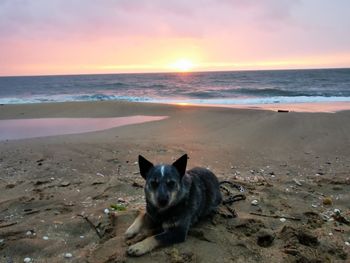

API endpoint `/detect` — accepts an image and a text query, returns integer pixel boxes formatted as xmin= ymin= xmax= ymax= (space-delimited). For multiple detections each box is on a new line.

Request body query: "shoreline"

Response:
xmin=1 ymin=100 xmax=350 ymax=118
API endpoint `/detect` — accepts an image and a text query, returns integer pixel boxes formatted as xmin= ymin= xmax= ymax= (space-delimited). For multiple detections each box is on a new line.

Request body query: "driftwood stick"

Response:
xmin=249 ymin=212 xmax=301 ymax=221
xmin=0 ymin=221 xmax=18 ymax=228
xmin=77 ymin=214 xmax=103 ymax=238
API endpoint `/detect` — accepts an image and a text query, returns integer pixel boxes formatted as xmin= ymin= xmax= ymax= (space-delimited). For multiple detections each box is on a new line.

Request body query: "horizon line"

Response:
xmin=0 ymin=66 xmax=349 ymax=78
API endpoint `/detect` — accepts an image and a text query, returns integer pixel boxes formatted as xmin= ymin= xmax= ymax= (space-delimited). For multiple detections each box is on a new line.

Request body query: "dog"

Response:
xmin=125 ymin=154 xmax=222 ymax=256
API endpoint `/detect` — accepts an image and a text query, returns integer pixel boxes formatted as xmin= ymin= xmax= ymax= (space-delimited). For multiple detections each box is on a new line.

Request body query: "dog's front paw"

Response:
xmin=127 ymin=242 xmax=148 ymax=256
xmin=127 ymin=237 xmax=158 ymax=257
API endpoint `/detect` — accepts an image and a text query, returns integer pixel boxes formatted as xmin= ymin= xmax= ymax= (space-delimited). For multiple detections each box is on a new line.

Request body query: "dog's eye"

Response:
xmin=150 ymin=181 xmax=159 ymax=188
xmin=167 ymin=181 xmax=176 ymax=188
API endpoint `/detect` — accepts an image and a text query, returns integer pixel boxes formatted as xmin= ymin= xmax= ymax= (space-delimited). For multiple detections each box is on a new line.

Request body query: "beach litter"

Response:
xmin=293 ymin=178 xmax=302 ymax=186
xmin=64 ymin=253 xmax=73 ymax=258
xmin=110 ymin=203 xmax=127 ymax=211
xmin=23 ymin=257 xmax=32 ymax=263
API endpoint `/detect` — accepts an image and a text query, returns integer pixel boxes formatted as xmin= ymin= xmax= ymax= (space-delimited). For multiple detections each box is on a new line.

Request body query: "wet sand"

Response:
xmin=164 ymin=101 xmax=350 ymax=113
xmin=0 ymin=101 xmax=349 ymax=262
xmin=0 ymin=116 xmax=168 ymax=141
xmin=206 ymin=101 xmax=350 ymax=113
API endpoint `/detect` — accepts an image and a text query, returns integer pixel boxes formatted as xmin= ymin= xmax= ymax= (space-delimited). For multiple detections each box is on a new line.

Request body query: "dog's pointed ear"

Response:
xmin=138 ymin=155 xmax=154 ymax=179
xmin=172 ymin=154 xmax=188 ymax=177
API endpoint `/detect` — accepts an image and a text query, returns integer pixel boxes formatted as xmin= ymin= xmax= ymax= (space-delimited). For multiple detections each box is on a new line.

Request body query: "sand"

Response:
xmin=0 ymin=101 xmax=349 ymax=262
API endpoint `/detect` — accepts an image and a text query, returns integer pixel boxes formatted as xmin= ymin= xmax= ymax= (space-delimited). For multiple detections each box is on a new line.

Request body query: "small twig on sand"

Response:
xmin=24 ymin=209 xmax=40 ymax=215
xmin=249 ymin=212 xmax=301 ymax=221
xmin=226 ymin=205 xmax=238 ymax=218
xmin=77 ymin=214 xmax=103 ymax=239
xmin=0 ymin=221 xmax=18 ymax=228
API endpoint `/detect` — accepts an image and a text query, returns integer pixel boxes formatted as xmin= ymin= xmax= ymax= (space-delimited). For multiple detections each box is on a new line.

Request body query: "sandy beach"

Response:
xmin=1 ymin=101 xmax=349 ymax=262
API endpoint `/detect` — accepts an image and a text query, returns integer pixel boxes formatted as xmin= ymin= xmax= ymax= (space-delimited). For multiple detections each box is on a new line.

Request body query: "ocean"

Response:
xmin=0 ymin=68 xmax=349 ymax=105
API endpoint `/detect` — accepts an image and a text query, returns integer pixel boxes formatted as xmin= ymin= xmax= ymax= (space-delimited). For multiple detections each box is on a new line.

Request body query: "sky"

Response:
xmin=0 ymin=0 xmax=350 ymax=76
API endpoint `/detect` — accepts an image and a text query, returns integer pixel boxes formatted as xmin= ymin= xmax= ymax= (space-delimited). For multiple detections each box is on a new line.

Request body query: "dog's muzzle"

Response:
xmin=157 ymin=186 xmax=170 ymax=208
xmin=157 ymin=196 xmax=169 ymax=207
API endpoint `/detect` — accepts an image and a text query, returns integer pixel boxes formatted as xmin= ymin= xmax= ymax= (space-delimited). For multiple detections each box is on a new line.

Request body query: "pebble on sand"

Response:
xmin=64 ymin=253 xmax=73 ymax=258
xmin=251 ymin=200 xmax=259 ymax=206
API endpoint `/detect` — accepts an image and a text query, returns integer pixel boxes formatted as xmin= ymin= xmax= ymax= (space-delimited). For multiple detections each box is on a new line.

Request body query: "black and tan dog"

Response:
xmin=125 ymin=154 xmax=222 ymax=256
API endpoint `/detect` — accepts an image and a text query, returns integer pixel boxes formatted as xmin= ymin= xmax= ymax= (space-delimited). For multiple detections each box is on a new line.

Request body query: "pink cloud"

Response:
xmin=0 ymin=0 xmax=349 ymax=75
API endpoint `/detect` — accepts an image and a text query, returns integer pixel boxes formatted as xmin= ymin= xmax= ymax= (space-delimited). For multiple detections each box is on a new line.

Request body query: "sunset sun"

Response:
xmin=171 ymin=59 xmax=194 ymax=72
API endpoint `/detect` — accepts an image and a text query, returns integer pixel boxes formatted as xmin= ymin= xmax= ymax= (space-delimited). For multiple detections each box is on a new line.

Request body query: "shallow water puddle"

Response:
xmin=0 ymin=115 xmax=168 ymax=141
